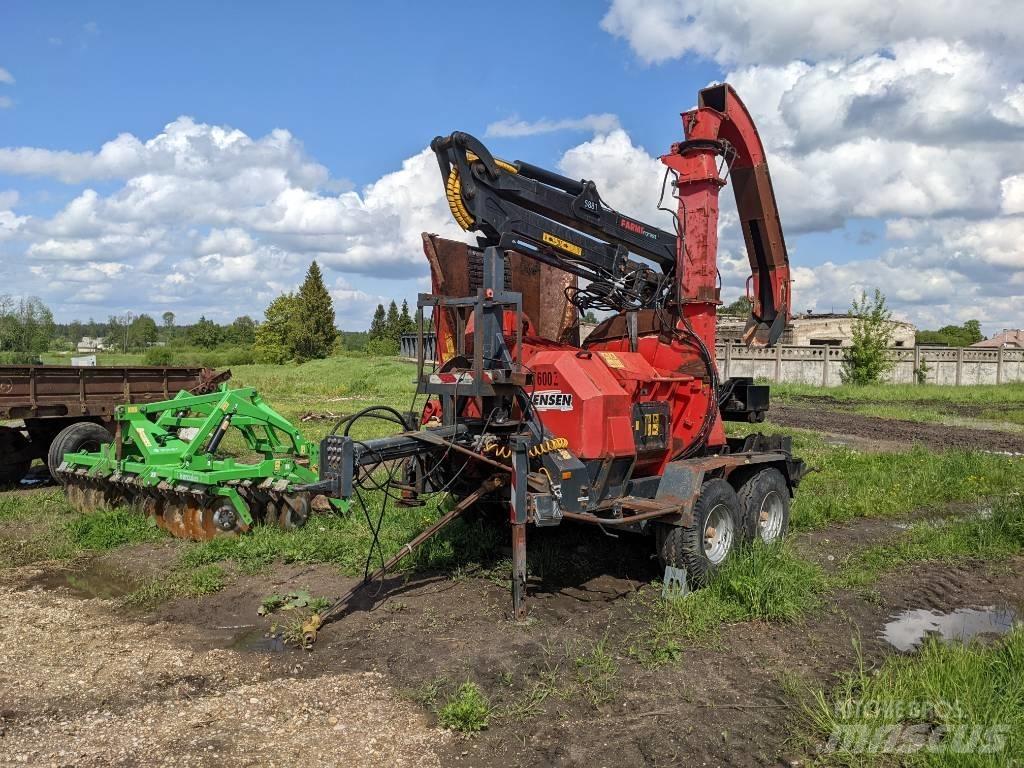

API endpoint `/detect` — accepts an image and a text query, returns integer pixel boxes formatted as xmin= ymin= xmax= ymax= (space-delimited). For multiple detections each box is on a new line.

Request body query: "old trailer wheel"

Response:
xmin=656 ymin=478 xmax=741 ymax=587
xmin=0 ymin=426 xmax=31 ymax=486
xmin=47 ymin=422 xmax=113 ymax=480
xmin=737 ymin=468 xmax=790 ymax=544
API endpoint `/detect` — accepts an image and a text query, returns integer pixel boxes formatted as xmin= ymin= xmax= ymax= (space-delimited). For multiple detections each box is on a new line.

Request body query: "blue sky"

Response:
xmin=1 ymin=1 xmax=1022 ymax=334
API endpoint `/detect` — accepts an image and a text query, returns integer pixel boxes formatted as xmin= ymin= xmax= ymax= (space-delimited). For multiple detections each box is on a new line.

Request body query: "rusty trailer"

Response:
xmin=0 ymin=364 xmax=228 ymax=485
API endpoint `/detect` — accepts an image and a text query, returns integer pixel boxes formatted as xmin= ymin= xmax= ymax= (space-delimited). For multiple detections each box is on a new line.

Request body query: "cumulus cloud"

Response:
xmin=486 ymin=113 xmax=621 ymax=138
xmin=599 ymin=1 xmax=1024 ymax=332
xmin=0 ymin=67 xmax=13 ymax=85
xmin=0 ymin=116 xmax=475 ymax=323
xmin=601 ymin=0 xmax=1024 ymax=66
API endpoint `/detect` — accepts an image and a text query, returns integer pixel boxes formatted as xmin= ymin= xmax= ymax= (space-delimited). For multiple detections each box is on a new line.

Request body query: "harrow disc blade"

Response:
xmin=161 ymin=499 xmax=189 ymax=539
xmin=65 ymin=481 xmax=88 ymax=513
xmin=182 ymin=499 xmax=205 ymax=541
xmin=141 ymin=495 xmax=164 ymax=522
xmin=276 ymin=493 xmax=311 ymax=531
xmin=201 ymin=500 xmax=243 ymax=539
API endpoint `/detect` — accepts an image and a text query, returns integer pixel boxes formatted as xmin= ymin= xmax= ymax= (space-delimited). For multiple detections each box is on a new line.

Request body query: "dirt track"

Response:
xmin=770 ymin=404 xmax=1024 ymax=454
xmin=0 ymin=572 xmax=448 ymax=768
xmin=2 ymin=509 xmax=1022 ymax=768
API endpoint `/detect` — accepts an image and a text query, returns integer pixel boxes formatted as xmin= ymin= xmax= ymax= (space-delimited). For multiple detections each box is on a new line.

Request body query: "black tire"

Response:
xmin=656 ymin=478 xmax=741 ymax=587
xmin=0 ymin=425 xmax=31 ymax=486
xmin=736 ymin=468 xmax=790 ymax=544
xmin=47 ymin=422 xmax=113 ymax=480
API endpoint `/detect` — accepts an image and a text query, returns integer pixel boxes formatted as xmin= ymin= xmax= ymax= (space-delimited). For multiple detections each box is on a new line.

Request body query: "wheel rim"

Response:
xmin=703 ymin=502 xmax=735 ymax=564
xmin=758 ymin=490 xmax=785 ymax=542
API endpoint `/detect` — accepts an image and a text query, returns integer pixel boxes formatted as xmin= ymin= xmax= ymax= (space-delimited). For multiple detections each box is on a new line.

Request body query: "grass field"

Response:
xmin=5 ymin=353 xmax=1024 ymax=576
xmin=4 ymin=353 xmax=1024 ymax=763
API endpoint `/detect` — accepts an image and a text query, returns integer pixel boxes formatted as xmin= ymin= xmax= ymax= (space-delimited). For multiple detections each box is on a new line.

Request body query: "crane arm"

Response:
xmin=430 ymin=132 xmax=677 ymax=313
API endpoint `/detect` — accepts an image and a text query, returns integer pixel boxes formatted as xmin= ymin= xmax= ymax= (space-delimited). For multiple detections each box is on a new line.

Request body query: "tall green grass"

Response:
xmin=630 ymin=542 xmax=827 ymax=664
xmin=792 ymin=448 xmax=1023 ymax=529
xmin=839 ymin=495 xmax=1024 ymax=587
xmin=179 ymin=492 xmax=504 ymax=578
xmin=809 ymin=631 xmax=1024 ymax=767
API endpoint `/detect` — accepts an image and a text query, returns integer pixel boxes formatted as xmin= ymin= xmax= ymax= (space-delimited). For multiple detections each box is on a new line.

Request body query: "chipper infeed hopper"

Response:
xmin=56 ymin=385 xmax=341 ymax=540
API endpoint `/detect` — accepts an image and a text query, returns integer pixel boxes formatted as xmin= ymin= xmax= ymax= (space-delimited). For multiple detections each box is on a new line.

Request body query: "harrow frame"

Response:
xmin=58 ymin=386 xmax=341 ymax=538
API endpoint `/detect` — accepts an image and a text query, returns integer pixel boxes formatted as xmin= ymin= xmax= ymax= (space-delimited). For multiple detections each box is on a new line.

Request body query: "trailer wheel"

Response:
xmin=47 ymin=422 xmax=113 ymax=480
xmin=0 ymin=426 xmax=31 ymax=486
xmin=736 ymin=468 xmax=789 ymax=544
xmin=657 ymin=478 xmax=740 ymax=587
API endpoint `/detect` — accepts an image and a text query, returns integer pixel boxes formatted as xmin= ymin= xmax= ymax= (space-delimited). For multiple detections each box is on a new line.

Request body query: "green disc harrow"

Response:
xmin=56 ymin=385 xmax=342 ymax=540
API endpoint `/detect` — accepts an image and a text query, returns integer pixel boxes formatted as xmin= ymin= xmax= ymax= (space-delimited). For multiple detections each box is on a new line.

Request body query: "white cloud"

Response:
xmin=0 ymin=67 xmax=13 ymax=85
xmin=557 ymin=129 xmax=667 ymax=223
xmin=0 ymin=97 xmax=12 ymax=109
xmin=596 ymin=3 xmax=1024 ymax=332
xmin=486 ymin=113 xmax=621 ymax=138
xmin=0 ymin=118 xmax=329 ymax=186
xmin=0 ymin=117 xmax=474 ymax=324
xmin=601 ymin=0 xmax=1024 ymax=66
xmin=1002 ymin=175 xmax=1024 ymax=214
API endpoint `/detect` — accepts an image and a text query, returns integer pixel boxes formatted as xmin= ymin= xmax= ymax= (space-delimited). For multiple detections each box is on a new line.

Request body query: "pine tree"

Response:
xmin=369 ymin=304 xmax=387 ymax=340
xmin=292 ymin=260 xmax=337 ymax=361
xmin=399 ymin=299 xmax=416 ymax=335
xmin=384 ymin=300 xmax=401 ymax=343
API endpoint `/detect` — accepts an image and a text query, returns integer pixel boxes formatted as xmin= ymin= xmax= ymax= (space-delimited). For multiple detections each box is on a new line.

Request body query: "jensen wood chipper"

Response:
xmin=57 ymin=84 xmax=805 ymax=625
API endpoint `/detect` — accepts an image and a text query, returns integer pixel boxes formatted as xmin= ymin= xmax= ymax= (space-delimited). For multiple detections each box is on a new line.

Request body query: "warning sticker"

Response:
xmin=541 ymin=231 xmax=583 ymax=256
xmin=598 ymin=351 xmax=625 ymax=369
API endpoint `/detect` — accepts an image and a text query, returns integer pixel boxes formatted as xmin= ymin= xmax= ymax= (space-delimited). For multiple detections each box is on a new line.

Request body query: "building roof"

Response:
xmin=971 ymin=330 xmax=1024 ymax=348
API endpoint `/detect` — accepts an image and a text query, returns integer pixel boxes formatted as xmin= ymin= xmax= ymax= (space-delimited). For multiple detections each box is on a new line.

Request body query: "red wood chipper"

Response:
xmin=303 ymin=84 xmax=806 ymax=639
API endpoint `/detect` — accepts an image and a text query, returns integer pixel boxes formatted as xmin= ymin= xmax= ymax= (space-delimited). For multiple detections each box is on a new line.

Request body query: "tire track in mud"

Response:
xmin=769 ymin=404 xmax=1024 ymax=453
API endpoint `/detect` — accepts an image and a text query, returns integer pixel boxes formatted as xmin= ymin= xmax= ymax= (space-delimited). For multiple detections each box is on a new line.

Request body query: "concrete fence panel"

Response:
xmin=402 ymin=333 xmax=1023 ymax=387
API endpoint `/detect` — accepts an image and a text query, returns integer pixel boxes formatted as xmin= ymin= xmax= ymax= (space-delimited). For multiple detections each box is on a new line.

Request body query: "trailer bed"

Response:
xmin=0 ymin=364 xmax=229 ymax=485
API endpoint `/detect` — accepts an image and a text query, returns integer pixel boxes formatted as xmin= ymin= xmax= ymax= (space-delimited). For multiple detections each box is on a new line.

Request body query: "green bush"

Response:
xmin=0 ymin=351 xmax=41 ymax=364
xmin=143 ymin=347 xmax=175 ymax=365
xmin=366 ymin=337 xmax=399 ymax=357
xmin=842 ymin=289 xmax=895 ymax=385
xmin=143 ymin=345 xmax=253 ymax=368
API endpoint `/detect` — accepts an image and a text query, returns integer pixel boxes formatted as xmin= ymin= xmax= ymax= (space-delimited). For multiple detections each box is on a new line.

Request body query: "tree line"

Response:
xmin=366 ymin=299 xmax=416 ymax=355
xmin=0 ymin=261 xmax=345 ymax=365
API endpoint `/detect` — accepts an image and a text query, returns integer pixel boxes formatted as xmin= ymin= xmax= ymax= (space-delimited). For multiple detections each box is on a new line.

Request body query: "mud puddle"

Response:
xmin=18 ymin=466 xmax=56 ymax=488
xmin=226 ymin=627 xmax=289 ymax=653
xmin=27 ymin=558 xmax=142 ymax=600
xmin=880 ymin=606 xmax=1019 ymax=651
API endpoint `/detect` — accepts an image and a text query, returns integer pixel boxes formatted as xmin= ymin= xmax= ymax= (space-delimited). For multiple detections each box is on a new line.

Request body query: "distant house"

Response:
xmin=76 ymin=336 xmax=106 ymax=353
xmin=717 ymin=312 xmax=917 ymax=347
xmin=971 ymin=330 xmax=1024 ymax=349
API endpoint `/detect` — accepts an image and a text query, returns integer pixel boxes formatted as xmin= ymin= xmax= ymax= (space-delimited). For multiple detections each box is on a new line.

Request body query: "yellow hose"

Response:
xmin=445 ymin=152 xmax=518 ymax=231
xmin=528 ymin=437 xmax=569 ymax=458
